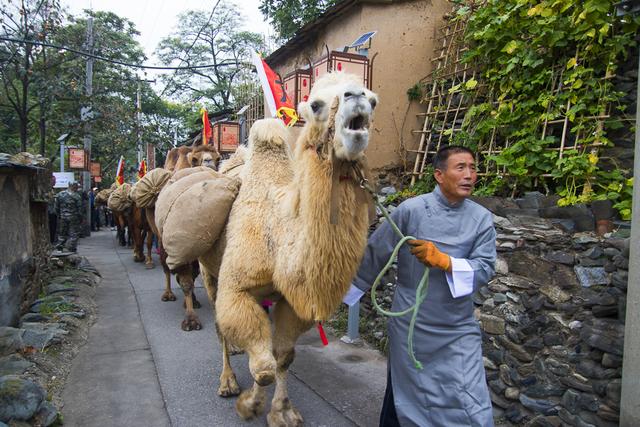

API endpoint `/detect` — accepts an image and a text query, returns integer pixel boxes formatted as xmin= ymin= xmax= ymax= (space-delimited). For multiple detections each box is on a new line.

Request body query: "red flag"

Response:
xmin=137 ymin=159 xmax=147 ymax=180
xmin=115 ymin=156 xmax=125 ymax=186
xmin=202 ymin=108 xmax=212 ymax=145
xmin=251 ymin=51 xmax=298 ymax=127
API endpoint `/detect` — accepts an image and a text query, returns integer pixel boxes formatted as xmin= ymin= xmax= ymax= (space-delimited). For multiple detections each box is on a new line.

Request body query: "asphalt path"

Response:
xmin=62 ymin=230 xmax=387 ymax=427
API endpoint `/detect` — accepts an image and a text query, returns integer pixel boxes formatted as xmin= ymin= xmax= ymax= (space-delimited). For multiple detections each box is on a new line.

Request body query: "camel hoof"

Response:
xmin=236 ymin=389 xmax=265 ymax=420
xmin=161 ymin=291 xmax=177 ymax=302
xmin=145 ymin=261 xmax=154 ymax=269
xmin=267 ymin=398 xmax=303 ymax=427
xmin=217 ymin=374 xmax=241 ymax=397
xmin=181 ymin=314 xmax=202 ymax=331
xmin=133 ymin=255 xmax=144 ymax=262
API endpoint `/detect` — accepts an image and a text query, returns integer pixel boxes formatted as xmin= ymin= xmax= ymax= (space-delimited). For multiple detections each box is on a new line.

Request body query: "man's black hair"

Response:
xmin=432 ymin=145 xmax=475 ymax=170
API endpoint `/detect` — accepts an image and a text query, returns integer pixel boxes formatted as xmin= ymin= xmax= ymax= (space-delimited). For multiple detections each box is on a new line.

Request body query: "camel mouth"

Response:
xmin=346 ymin=114 xmax=369 ymax=132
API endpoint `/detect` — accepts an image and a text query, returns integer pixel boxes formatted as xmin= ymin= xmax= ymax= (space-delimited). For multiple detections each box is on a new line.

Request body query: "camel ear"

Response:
xmin=187 ymin=152 xmax=196 ymax=166
xmin=298 ymin=100 xmax=311 ymax=122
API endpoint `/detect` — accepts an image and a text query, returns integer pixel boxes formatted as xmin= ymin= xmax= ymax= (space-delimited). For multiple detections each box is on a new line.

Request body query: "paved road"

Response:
xmin=62 ymin=230 xmax=387 ymax=427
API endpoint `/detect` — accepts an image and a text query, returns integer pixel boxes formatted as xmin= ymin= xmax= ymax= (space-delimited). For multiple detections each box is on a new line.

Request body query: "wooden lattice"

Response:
xmin=409 ymin=17 xmax=610 ymax=187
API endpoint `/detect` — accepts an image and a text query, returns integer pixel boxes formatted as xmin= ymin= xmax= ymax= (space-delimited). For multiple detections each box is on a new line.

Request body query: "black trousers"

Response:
xmin=379 ymin=371 xmax=401 ymax=427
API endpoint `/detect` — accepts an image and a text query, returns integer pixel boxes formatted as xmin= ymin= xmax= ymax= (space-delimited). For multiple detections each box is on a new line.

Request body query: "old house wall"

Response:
xmin=0 ymin=165 xmax=51 ymax=326
xmin=269 ymin=0 xmax=452 ymax=170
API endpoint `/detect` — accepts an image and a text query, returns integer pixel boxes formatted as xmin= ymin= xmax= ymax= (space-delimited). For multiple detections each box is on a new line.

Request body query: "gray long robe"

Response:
xmin=353 ymin=185 xmax=496 ymax=427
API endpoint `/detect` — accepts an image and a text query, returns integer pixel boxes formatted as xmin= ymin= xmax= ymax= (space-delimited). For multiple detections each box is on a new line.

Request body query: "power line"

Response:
xmin=0 ymin=36 xmax=250 ymax=70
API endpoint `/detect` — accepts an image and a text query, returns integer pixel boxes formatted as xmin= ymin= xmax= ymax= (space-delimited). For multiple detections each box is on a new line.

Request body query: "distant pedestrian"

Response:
xmin=90 ymin=187 xmax=101 ymax=231
xmin=55 ymin=182 xmax=83 ymax=252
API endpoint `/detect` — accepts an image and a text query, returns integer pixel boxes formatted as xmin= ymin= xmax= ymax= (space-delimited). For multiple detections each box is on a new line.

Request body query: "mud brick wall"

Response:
xmin=0 ymin=162 xmax=52 ymax=326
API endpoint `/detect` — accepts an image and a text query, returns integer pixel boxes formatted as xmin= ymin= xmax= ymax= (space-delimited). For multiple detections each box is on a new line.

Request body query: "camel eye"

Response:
xmin=310 ymin=101 xmax=323 ymax=113
xmin=370 ymin=98 xmax=377 ymax=109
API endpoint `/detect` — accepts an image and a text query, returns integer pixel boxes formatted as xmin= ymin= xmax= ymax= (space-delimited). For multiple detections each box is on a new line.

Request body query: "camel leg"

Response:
xmin=267 ymin=299 xmax=312 ymax=427
xmin=190 ymin=261 xmax=202 ymax=309
xmin=216 ymin=286 xmax=276 ymax=387
xmin=159 ymin=245 xmax=176 ymax=302
xmin=176 ymin=265 xmax=201 ymax=331
xmin=201 ymin=267 xmax=241 ymax=397
xmin=236 ymin=381 xmax=267 ymax=420
xmin=144 ymin=230 xmax=154 ymax=269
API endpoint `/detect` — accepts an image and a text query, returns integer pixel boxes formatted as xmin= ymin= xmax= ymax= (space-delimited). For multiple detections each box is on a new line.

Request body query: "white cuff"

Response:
xmin=445 ymin=257 xmax=475 ymax=298
xmin=343 ymin=284 xmax=365 ymax=306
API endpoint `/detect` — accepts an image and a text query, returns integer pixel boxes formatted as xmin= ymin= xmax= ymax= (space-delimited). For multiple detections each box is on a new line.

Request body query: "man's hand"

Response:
xmin=407 ymin=240 xmax=451 ymax=271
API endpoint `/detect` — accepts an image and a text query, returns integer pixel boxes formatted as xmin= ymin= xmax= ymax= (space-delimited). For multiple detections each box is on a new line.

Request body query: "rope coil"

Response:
xmin=354 ymin=169 xmax=430 ymax=370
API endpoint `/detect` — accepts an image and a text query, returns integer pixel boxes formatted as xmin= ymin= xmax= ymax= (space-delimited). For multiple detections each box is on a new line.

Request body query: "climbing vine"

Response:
xmin=426 ymin=0 xmax=639 ymax=218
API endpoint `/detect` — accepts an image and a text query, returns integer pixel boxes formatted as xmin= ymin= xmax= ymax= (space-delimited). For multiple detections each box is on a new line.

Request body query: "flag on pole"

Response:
xmin=202 ymin=108 xmax=212 ymax=145
xmin=251 ymin=51 xmax=298 ymax=127
xmin=115 ymin=156 xmax=125 ymax=186
xmin=137 ymin=159 xmax=147 ymax=180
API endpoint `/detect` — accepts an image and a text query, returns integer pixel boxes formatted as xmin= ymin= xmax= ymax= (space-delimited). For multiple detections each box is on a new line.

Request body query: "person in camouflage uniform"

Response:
xmin=55 ymin=182 xmax=83 ymax=252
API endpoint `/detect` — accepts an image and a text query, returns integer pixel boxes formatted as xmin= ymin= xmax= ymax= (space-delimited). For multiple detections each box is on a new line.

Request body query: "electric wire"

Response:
xmin=0 ymin=36 xmax=250 ymax=70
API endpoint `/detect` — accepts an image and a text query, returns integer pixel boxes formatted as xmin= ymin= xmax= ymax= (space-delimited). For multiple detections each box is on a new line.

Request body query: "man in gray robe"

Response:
xmin=348 ymin=145 xmax=496 ymax=426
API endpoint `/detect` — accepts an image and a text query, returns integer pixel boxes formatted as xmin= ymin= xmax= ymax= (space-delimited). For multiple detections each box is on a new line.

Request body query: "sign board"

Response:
xmin=53 ymin=172 xmax=75 ymax=188
xmin=69 ymin=149 xmax=86 ymax=169
xmin=90 ymin=162 xmax=101 ymax=177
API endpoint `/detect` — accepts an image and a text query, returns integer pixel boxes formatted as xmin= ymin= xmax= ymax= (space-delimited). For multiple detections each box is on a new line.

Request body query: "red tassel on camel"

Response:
xmin=317 ymin=322 xmax=328 ymax=346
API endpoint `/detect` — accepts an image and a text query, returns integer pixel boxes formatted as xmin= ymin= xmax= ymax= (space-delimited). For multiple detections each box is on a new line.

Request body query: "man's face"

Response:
xmin=434 ymin=152 xmax=477 ymax=204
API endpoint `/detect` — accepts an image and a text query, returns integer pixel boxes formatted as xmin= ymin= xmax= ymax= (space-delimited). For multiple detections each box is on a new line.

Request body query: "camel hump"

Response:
xmin=248 ymin=118 xmax=289 ymax=154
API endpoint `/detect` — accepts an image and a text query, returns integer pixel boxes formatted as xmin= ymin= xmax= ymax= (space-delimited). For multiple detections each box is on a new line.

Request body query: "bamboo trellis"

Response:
xmin=409 ymin=17 xmax=610 ymax=187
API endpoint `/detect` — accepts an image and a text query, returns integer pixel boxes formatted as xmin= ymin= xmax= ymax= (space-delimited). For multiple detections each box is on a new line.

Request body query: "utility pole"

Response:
xmin=135 ymin=78 xmax=155 ymax=165
xmin=136 ymin=80 xmax=142 ymax=164
xmin=617 ymin=1 xmax=640 ymax=426
xmin=81 ymin=17 xmax=94 ymax=237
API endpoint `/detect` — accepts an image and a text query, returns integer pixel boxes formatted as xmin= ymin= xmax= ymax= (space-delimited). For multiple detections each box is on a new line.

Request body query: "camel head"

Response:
xmin=189 ymin=145 xmax=221 ymax=170
xmin=298 ymin=72 xmax=378 ymax=161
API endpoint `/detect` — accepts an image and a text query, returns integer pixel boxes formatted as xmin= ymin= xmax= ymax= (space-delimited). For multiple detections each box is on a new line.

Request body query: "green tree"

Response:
xmin=259 ymin=0 xmax=337 ymax=42
xmin=155 ymin=1 xmax=264 ymax=111
xmin=0 ymin=0 xmax=63 ymax=152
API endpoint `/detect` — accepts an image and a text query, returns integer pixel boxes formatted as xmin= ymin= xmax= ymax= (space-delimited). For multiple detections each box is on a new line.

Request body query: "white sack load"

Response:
xmin=155 ymin=171 xmax=241 ymax=270
xmin=170 ymin=165 xmax=218 ymax=182
xmin=107 ymin=183 xmax=132 ymax=212
xmin=95 ymin=188 xmax=113 ymax=205
xmin=130 ymin=168 xmax=172 ymax=208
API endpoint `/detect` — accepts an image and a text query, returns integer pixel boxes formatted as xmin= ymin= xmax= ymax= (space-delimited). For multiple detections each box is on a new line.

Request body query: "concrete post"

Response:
xmin=82 ymin=17 xmax=93 ymax=237
xmin=620 ymin=46 xmax=640 ymax=427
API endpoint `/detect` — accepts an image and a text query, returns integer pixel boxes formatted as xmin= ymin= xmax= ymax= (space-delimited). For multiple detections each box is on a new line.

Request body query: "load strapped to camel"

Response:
xmin=95 ymin=188 xmax=113 ymax=205
xmin=155 ymin=168 xmax=241 ymax=271
xmin=107 ymin=183 xmax=133 ymax=212
xmin=130 ymin=168 xmax=173 ymax=208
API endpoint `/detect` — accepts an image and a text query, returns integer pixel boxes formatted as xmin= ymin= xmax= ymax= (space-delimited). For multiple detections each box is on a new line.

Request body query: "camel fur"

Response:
xmin=199 ymin=72 xmax=378 ymax=425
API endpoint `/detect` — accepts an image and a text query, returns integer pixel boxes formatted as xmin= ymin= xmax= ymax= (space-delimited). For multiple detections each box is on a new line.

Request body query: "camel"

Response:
xmin=144 ymin=144 xmax=222 ymax=330
xmin=198 ymin=72 xmax=378 ymax=425
xmin=188 ymin=144 xmax=221 ymax=169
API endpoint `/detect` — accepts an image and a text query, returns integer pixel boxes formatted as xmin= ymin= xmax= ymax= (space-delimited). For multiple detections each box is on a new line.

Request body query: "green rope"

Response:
xmin=357 ymin=175 xmax=430 ymax=370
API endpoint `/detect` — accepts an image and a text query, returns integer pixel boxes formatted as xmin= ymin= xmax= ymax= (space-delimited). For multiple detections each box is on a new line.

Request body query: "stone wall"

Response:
xmin=482 ymin=212 xmax=628 ymax=426
xmin=0 ymin=154 xmax=52 ymax=327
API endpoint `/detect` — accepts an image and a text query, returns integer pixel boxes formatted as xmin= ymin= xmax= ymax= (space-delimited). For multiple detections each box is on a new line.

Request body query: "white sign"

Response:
xmin=53 ymin=172 xmax=75 ymax=188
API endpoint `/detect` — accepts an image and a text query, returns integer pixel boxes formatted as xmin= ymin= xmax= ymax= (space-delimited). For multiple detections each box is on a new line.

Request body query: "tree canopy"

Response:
xmin=259 ymin=0 xmax=337 ymax=42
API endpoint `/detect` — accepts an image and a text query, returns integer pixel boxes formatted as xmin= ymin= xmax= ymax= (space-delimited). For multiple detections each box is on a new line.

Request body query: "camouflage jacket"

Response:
xmin=56 ymin=189 xmax=83 ymax=219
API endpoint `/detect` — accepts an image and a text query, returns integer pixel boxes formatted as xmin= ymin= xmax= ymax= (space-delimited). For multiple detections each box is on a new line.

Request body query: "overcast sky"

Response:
xmin=63 ymin=0 xmax=274 ymax=65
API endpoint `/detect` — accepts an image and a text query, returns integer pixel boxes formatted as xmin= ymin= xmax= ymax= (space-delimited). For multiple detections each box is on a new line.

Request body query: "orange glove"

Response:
xmin=408 ymin=240 xmax=451 ymax=271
